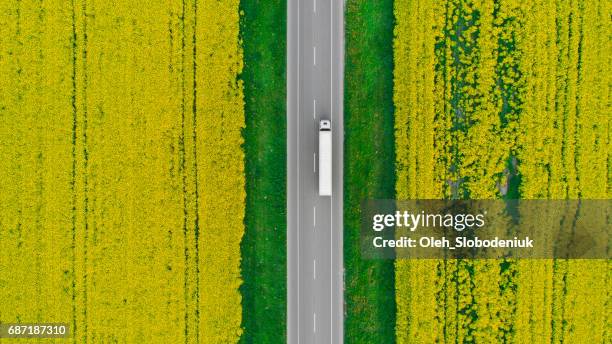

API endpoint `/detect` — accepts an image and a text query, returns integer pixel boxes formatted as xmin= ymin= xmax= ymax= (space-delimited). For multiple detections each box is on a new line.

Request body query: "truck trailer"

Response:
xmin=318 ymin=120 xmax=332 ymax=196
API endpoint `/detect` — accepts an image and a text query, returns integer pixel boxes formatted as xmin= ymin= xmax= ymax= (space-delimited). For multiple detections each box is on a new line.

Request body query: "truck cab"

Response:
xmin=320 ymin=119 xmax=331 ymax=131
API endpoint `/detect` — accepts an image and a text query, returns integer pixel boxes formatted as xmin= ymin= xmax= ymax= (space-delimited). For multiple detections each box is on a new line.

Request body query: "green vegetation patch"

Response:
xmin=239 ymin=0 xmax=287 ymax=342
xmin=344 ymin=0 xmax=396 ymax=342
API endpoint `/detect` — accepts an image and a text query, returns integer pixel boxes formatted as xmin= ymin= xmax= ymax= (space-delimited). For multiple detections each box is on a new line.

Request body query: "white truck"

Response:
xmin=318 ymin=120 xmax=332 ymax=196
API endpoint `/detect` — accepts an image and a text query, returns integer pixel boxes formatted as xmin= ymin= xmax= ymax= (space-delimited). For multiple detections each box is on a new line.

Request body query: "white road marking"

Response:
xmin=330 ymin=1 xmax=333 ymax=343
xmin=313 ymin=153 xmax=316 ymax=173
xmin=313 ymin=259 xmax=316 ymax=280
xmin=313 ymin=312 xmax=316 ymax=333
xmin=313 ymin=46 xmax=316 ymax=66
xmin=313 ymin=99 xmax=316 ymax=119
xmin=313 ymin=206 xmax=316 ymax=227
xmin=313 ymin=0 xmax=316 ymax=13
xmin=296 ymin=1 xmax=300 ymax=343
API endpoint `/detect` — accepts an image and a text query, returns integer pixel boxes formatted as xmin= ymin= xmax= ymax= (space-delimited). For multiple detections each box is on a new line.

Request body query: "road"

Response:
xmin=287 ymin=0 xmax=344 ymax=343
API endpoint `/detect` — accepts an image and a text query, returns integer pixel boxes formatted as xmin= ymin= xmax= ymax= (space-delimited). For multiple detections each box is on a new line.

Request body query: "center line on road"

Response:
xmin=313 ymin=0 xmax=316 ymax=13
xmin=313 ymin=99 xmax=316 ymax=119
xmin=313 ymin=259 xmax=316 ymax=280
xmin=313 ymin=153 xmax=316 ymax=173
xmin=313 ymin=46 xmax=316 ymax=66
xmin=313 ymin=206 xmax=316 ymax=227
xmin=313 ymin=313 xmax=316 ymax=333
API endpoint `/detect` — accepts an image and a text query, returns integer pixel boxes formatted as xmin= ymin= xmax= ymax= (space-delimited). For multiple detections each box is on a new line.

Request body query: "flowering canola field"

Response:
xmin=0 ymin=0 xmax=244 ymax=342
xmin=393 ymin=0 xmax=610 ymax=342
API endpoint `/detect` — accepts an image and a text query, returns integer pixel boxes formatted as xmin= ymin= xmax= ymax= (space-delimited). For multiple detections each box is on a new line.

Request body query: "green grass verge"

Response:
xmin=239 ymin=0 xmax=286 ymax=342
xmin=344 ymin=0 xmax=396 ymax=343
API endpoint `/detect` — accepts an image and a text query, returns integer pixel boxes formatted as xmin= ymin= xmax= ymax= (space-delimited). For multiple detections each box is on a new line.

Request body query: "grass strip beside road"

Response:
xmin=344 ymin=0 xmax=396 ymax=342
xmin=239 ymin=0 xmax=287 ymax=342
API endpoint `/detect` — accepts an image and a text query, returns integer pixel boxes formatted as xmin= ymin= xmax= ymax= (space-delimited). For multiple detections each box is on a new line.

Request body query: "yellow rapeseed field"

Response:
xmin=393 ymin=0 xmax=610 ymax=343
xmin=0 ymin=0 xmax=244 ymax=342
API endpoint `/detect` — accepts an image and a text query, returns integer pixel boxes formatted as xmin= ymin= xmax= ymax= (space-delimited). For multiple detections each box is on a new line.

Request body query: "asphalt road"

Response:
xmin=287 ymin=0 xmax=344 ymax=343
